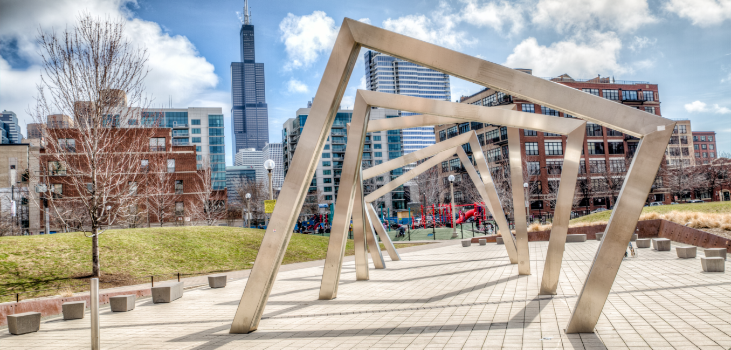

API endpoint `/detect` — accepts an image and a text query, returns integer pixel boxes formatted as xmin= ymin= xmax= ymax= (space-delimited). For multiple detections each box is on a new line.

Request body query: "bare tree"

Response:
xmin=30 ymin=14 xmax=150 ymax=277
xmin=190 ymin=159 xmax=226 ymax=226
xmin=231 ymin=177 xmax=268 ymax=226
xmin=661 ymin=158 xmax=698 ymax=202
xmin=144 ymin=156 xmax=176 ymax=227
xmin=693 ymin=156 xmax=731 ymax=201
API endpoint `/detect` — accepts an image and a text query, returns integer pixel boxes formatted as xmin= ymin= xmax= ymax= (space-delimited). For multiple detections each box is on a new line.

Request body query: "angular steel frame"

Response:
xmin=229 ymin=18 xmax=675 ymax=334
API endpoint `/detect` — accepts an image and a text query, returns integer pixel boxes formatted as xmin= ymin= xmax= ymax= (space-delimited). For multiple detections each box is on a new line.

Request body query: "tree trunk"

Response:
xmin=92 ymin=226 xmax=100 ymax=277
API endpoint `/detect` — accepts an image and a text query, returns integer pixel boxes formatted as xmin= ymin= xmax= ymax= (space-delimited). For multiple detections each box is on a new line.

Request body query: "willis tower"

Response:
xmin=231 ymin=0 xmax=268 ymax=152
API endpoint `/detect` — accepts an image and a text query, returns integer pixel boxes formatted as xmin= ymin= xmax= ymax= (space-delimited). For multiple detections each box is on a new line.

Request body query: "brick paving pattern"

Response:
xmin=1 ymin=240 xmax=729 ymax=349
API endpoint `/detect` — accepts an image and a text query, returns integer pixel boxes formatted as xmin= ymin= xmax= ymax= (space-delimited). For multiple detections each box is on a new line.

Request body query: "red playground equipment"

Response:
xmin=409 ymin=203 xmax=490 ymax=229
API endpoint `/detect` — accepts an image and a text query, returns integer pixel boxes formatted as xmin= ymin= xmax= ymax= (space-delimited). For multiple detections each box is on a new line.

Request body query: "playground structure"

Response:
xmin=230 ymin=18 xmax=675 ymax=335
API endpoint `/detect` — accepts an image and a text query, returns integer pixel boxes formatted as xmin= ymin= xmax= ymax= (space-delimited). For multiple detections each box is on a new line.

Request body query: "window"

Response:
xmin=590 ymin=160 xmax=606 ymax=173
xmin=441 ymin=161 xmax=448 ymax=172
xmin=642 ymin=91 xmax=654 ymax=101
xmin=680 ymin=136 xmax=688 ymax=144
xmin=51 ymin=184 xmax=63 ymax=198
xmin=579 ymin=160 xmax=586 ymax=174
xmin=86 ymin=183 xmax=93 ymax=193
xmin=710 ymin=144 xmax=715 ymax=150
xmin=701 ymin=136 xmax=706 ymax=141
xmin=546 ymin=160 xmax=563 ymax=175
xmin=485 ymin=129 xmax=500 ymax=143
xmin=524 ymin=129 xmax=537 ymax=136
xmin=530 ymin=181 xmax=542 ymax=195
xmin=521 ymin=104 xmax=535 ymax=113
xmin=167 ymin=159 xmax=175 ymax=173
xmin=209 ymin=137 xmax=224 ymax=145
xmin=324 ymin=195 xmax=333 ymax=201
xmin=59 ymin=139 xmax=76 ymax=152
xmin=373 ymin=135 xmax=381 ymax=141
xmin=525 ymin=142 xmax=539 ymax=155
xmin=682 ymin=148 xmax=690 ymax=156
xmin=373 ymin=144 xmax=382 ymax=149
xmin=709 ymin=136 xmax=713 ymax=141
xmin=149 ymin=137 xmax=166 ymax=152
xmin=175 ymin=202 xmax=184 ymax=215
xmin=668 ymin=147 xmax=680 ymax=156
xmin=449 ymin=158 xmax=461 ymax=171
xmin=710 ymin=152 xmax=715 ymax=158
xmin=375 ymin=152 xmax=382 ymax=157
xmin=322 ymin=170 xmax=331 ymax=175
xmin=606 ymin=128 xmax=622 ymax=136
xmin=701 ymin=144 xmax=707 ymax=150
xmin=191 ymin=119 xmax=201 ymax=126
xmin=171 ymin=180 xmax=182 ymax=194
xmin=678 ymin=125 xmax=687 ymax=134
xmin=196 ymin=146 xmax=201 ymax=152
xmin=192 ymin=128 xmax=201 ymax=134
xmin=592 ymin=178 xmax=607 ymax=191
xmin=621 ymin=90 xmax=638 ymax=100
xmin=323 ymin=161 xmax=331 ymax=167
xmin=586 ymin=123 xmax=603 ymax=136
xmin=478 ymin=134 xmax=485 ymax=146
xmin=644 ymin=107 xmax=655 ymax=114
xmin=446 ymin=126 xmax=458 ymax=138
xmin=694 ymin=144 xmax=699 ymax=150
xmin=48 ymin=161 xmax=66 ymax=175
xmin=541 ymin=106 xmax=559 ymax=116
xmin=544 ymin=142 xmax=563 ymax=155
xmin=695 ymin=152 xmax=700 ymax=158
xmin=602 ymin=90 xmax=619 ymax=100
xmin=324 ymin=187 xmax=333 ymax=192
xmin=141 ymin=159 xmax=149 ymax=171
xmin=693 ymin=135 xmax=698 ymax=142
xmin=210 ymin=146 xmax=224 ymax=154
xmin=527 ymin=161 xmax=540 ymax=175
xmin=588 ymin=141 xmax=605 ymax=155
xmin=607 ymin=142 xmax=624 ymax=154
xmin=208 ymin=115 xmax=223 ymax=127
xmin=459 ymin=123 xmax=470 ymax=134
xmin=438 ymin=130 xmax=446 ymax=141
xmin=583 ymin=88 xmax=599 ymax=96
xmin=486 ymin=148 xmax=501 ymax=162
xmin=322 ymin=153 xmax=331 ymax=158
xmin=323 ymin=178 xmax=332 ymax=184
xmin=197 ymin=155 xmax=202 ymax=161
xmin=703 ymin=152 xmax=707 ymax=158
xmin=609 ymin=159 xmax=626 ymax=173
xmin=192 ymin=137 xmax=201 ymax=143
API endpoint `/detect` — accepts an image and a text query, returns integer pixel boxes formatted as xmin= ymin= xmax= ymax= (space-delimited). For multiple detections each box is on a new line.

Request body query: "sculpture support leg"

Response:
xmin=363 ymin=193 xmax=386 ymax=269
xmin=540 ymin=126 xmax=586 ymax=294
xmin=566 ymin=127 xmax=673 ymax=333
xmin=507 ymin=127 xmax=530 ymax=275
xmin=352 ymin=171 xmax=375 ymax=276
xmin=367 ymin=203 xmax=400 ymax=261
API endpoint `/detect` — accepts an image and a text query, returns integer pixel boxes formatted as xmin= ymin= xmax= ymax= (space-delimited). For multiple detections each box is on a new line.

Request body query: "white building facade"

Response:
xmin=263 ymin=142 xmax=284 ymax=190
xmin=234 ymin=148 xmax=265 ymax=182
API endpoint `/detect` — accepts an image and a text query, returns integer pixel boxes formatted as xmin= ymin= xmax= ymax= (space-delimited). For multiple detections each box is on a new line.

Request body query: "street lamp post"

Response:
xmin=448 ymin=175 xmax=457 ymax=238
xmin=523 ymin=182 xmax=529 ymax=222
xmin=263 ymin=159 xmax=275 ymax=227
xmin=245 ymin=193 xmax=251 ymax=228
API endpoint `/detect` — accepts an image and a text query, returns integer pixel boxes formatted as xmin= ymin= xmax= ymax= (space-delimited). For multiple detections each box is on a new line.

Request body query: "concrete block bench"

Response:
xmin=496 ymin=237 xmax=504 ymax=245
xmin=461 ymin=240 xmax=471 ymax=247
xmin=62 ymin=301 xmax=85 ymax=320
xmin=596 ymin=233 xmax=604 ymax=241
xmin=110 ymin=295 xmax=136 ymax=312
xmin=704 ymin=248 xmax=727 ymax=260
xmin=701 ymin=257 xmax=725 ymax=272
xmin=652 ymin=238 xmax=671 ymax=251
xmin=7 ymin=312 xmax=41 ymax=335
xmin=636 ymin=238 xmax=651 ymax=248
xmin=478 ymin=239 xmax=486 ymax=246
xmin=208 ymin=275 xmax=227 ymax=289
xmin=152 ymin=282 xmax=184 ymax=303
xmin=676 ymin=246 xmax=697 ymax=259
xmin=566 ymin=234 xmax=587 ymax=243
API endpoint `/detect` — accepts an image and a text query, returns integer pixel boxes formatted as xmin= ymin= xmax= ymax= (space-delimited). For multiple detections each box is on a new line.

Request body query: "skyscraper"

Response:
xmin=364 ymin=51 xmax=451 ymax=155
xmin=0 ymin=110 xmax=22 ymax=144
xmin=231 ymin=1 xmax=269 ymax=153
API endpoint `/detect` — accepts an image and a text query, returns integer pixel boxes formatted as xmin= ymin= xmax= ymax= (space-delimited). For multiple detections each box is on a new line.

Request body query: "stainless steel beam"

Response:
xmin=506 ymin=127 xmax=530 ymax=275
xmin=229 ymin=21 xmax=361 ymax=334
xmin=565 ymin=125 xmax=674 ymax=333
xmin=540 ymin=124 xmax=587 ymax=294
xmin=351 ymin=169 xmax=371 ymax=280
xmin=366 ymin=104 xmax=516 ymax=133
xmin=367 ymin=203 xmax=401 ymax=261
xmin=362 ymin=172 xmax=386 ymax=269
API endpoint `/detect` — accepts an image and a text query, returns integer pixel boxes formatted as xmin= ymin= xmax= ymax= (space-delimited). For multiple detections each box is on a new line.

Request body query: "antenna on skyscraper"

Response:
xmin=244 ymin=0 xmax=251 ymax=25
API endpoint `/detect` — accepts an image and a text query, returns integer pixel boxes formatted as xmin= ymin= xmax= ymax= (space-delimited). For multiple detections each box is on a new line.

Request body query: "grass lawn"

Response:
xmin=0 ymin=226 xmax=428 ymax=302
xmin=569 ymin=201 xmax=731 ymax=225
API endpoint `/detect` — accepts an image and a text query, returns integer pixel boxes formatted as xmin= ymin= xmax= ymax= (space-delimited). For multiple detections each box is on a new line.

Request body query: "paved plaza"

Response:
xmin=2 ymin=240 xmax=730 ymax=349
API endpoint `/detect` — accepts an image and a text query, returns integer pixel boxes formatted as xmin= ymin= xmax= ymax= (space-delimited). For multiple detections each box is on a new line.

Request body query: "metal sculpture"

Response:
xmin=230 ymin=18 xmax=674 ymax=334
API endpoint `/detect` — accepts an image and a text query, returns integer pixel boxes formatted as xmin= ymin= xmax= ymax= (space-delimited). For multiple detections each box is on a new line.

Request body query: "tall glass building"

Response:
xmin=231 ymin=3 xmax=268 ymax=153
xmin=0 ymin=110 xmax=21 ymax=144
xmin=364 ymin=51 xmax=451 ymax=155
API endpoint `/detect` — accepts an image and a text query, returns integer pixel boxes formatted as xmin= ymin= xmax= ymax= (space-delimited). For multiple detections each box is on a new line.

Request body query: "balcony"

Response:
xmin=172 ymin=123 xmax=188 ymax=129
xmin=172 ymin=132 xmax=189 ymax=137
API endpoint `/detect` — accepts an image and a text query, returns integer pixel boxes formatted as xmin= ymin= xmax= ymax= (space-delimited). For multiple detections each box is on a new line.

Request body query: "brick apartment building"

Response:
xmin=434 ymin=71 xmax=673 ymax=217
xmin=37 ymin=127 xmax=225 ymax=232
xmin=692 ymin=131 xmax=717 ymax=164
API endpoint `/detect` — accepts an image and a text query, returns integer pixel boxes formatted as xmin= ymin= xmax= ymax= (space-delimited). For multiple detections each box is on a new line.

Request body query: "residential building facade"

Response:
xmin=693 ymin=131 xmax=717 ymax=164
xmin=0 ymin=143 xmax=41 ymax=234
xmin=226 ymin=165 xmax=257 ymax=203
xmin=231 ymin=2 xmax=268 ymax=152
xmin=263 ymin=142 xmax=284 ymax=190
xmin=234 ymin=148 xmax=264 ymax=182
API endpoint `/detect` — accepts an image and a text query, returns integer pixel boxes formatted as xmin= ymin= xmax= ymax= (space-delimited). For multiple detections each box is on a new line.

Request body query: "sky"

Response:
xmin=1 ymin=0 xmax=730 ymax=165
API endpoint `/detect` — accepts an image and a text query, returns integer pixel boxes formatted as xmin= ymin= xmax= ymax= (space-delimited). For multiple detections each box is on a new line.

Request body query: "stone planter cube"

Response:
xmin=701 ymin=257 xmax=725 ymax=272
xmin=208 ymin=275 xmax=227 ymax=289
xmin=676 ymin=246 xmax=696 ymax=259
xmin=478 ymin=239 xmax=486 ymax=246
xmin=110 ymin=295 xmax=136 ymax=312
xmin=636 ymin=238 xmax=651 ymax=248
xmin=496 ymin=237 xmax=504 ymax=245
xmin=595 ymin=233 xmax=604 ymax=241
xmin=62 ymin=301 xmax=85 ymax=320
xmin=7 ymin=312 xmax=41 ymax=335
xmin=152 ymin=282 xmax=184 ymax=303
xmin=652 ymin=238 xmax=671 ymax=251
xmin=704 ymin=248 xmax=727 ymax=260
xmin=461 ymin=240 xmax=471 ymax=247
xmin=566 ymin=234 xmax=586 ymax=243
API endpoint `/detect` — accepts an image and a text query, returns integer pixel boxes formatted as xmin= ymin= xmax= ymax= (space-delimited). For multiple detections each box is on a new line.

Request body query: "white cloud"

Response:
xmin=287 ymin=78 xmax=309 ymax=93
xmin=279 ymin=11 xmax=338 ymax=70
xmin=532 ymin=0 xmax=657 ymax=34
xmin=685 ymin=100 xmax=731 ymax=114
xmin=665 ymin=0 xmax=731 ymax=26
xmin=504 ymin=32 xmax=626 ymax=77
xmin=460 ymin=0 xmax=525 ymax=36
xmin=0 ymin=0 xmax=220 ymax=129
xmin=383 ymin=3 xmax=476 ymax=49
xmin=628 ymin=36 xmax=657 ymax=52
xmin=357 ymin=18 xmax=372 ymax=25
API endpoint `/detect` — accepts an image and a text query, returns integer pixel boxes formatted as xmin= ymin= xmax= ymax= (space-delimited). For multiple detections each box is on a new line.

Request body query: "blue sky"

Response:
xmin=1 ymin=0 xmax=730 ymax=165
